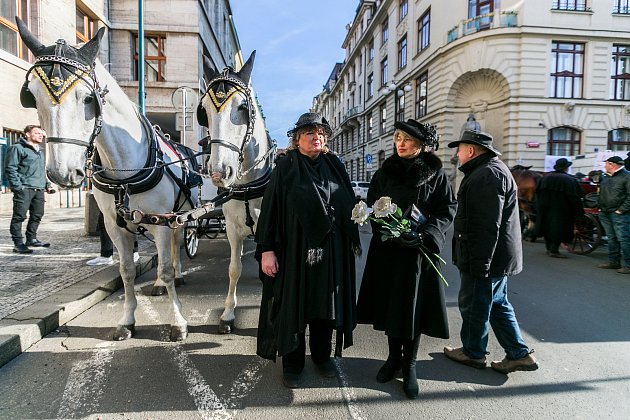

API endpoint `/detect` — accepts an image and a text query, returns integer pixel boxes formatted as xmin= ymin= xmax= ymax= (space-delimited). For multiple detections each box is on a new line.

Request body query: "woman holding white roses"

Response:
xmin=255 ymin=113 xmax=361 ymax=389
xmin=357 ymin=119 xmax=457 ymax=399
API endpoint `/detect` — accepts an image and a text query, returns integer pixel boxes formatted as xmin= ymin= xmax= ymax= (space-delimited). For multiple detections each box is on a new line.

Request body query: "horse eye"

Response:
xmin=238 ymin=102 xmax=248 ymax=111
xmin=83 ymin=96 xmax=94 ymax=104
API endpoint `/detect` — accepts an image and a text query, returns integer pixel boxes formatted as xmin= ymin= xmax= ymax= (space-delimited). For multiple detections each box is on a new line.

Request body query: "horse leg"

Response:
xmin=153 ymin=227 xmax=188 ymax=341
xmin=219 ymin=231 xmax=243 ymax=334
xmin=108 ymin=225 xmax=138 ymax=341
xmin=171 ymin=226 xmax=184 ymax=287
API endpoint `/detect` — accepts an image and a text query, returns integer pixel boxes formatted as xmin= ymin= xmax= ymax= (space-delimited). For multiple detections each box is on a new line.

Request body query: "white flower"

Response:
xmin=372 ymin=196 xmax=398 ymax=218
xmin=351 ymin=200 xmax=373 ymax=226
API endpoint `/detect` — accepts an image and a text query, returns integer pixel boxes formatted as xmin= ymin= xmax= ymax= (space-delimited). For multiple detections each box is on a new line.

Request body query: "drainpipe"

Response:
xmin=138 ymin=0 xmax=145 ymax=115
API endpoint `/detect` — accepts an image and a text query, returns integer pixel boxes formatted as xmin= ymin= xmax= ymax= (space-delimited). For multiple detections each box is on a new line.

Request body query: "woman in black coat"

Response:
xmin=357 ymin=120 xmax=456 ymax=399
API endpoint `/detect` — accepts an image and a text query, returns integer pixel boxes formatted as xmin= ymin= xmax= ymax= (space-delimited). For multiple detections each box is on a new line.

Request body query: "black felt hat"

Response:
xmin=554 ymin=157 xmax=572 ymax=170
xmin=393 ymin=119 xmax=439 ymax=149
xmin=604 ymin=156 xmax=624 ymax=165
xmin=448 ymin=130 xmax=501 ymax=156
xmin=287 ymin=112 xmax=332 ymax=138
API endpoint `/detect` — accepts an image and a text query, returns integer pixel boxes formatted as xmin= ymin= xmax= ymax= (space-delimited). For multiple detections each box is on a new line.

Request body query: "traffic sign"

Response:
xmin=365 ymin=154 xmax=373 ymax=164
xmin=171 ymin=86 xmax=197 ymax=111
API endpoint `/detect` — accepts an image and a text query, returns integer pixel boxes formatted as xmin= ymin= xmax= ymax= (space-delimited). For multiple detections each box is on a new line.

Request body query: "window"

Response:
xmin=368 ymin=38 xmax=374 ymax=61
xmin=468 ymin=0 xmax=494 ymax=30
xmin=613 ymin=0 xmax=630 ymax=13
xmin=399 ymin=0 xmax=408 ymax=22
xmin=418 ymin=9 xmax=431 ymax=52
xmin=608 ymin=129 xmax=630 ymax=151
xmin=381 ymin=57 xmax=388 ymax=86
xmin=358 ymin=53 xmax=362 ymax=75
xmin=550 ymin=41 xmax=584 ymax=98
xmin=415 ymin=72 xmax=428 ymax=118
xmin=134 ymin=34 xmax=167 ymax=82
xmin=0 ymin=0 xmax=30 ymax=60
xmin=611 ymin=45 xmax=630 ymax=100
xmin=552 ymin=0 xmax=588 ymax=11
xmin=76 ymin=8 xmax=97 ymax=44
xmin=367 ymin=113 xmax=373 ymax=140
xmin=398 ymin=35 xmax=407 ymax=70
xmin=380 ymin=103 xmax=387 ymax=134
xmin=367 ymin=73 xmax=374 ymax=98
xmin=396 ymin=92 xmax=405 ymax=122
xmin=382 ymin=17 xmax=389 ymax=44
xmin=547 ymin=127 xmax=581 ymax=155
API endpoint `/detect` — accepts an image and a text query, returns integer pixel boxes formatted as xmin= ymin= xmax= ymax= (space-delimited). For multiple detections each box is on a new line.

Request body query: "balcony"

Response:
xmin=447 ymin=10 xmax=518 ymax=44
xmin=342 ymin=106 xmax=363 ymax=128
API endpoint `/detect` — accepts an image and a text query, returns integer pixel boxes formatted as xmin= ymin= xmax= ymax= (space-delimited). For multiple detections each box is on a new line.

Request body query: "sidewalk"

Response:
xmin=0 ymin=206 xmax=157 ymax=368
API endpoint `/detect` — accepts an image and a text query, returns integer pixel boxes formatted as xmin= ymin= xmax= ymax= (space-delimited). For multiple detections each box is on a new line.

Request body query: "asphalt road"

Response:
xmin=1 ymin=226 xmax=629 ymax=419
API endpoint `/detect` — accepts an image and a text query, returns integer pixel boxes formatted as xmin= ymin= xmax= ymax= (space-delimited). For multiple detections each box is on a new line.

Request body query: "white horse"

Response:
xmin=16 ymin=19 xmax=195 ymax=341
xmin=197 ymin=52 xmax=275 ymax=333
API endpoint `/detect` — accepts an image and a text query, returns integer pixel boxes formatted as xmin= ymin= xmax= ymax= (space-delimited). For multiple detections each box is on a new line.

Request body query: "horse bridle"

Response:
xmin=21 ymin=44 xmax=108 ymax=159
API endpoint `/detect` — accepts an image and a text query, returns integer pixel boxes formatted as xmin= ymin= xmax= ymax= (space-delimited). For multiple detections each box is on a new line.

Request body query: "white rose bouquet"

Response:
xmin=351 ymin=196 xmax=449 ymax=286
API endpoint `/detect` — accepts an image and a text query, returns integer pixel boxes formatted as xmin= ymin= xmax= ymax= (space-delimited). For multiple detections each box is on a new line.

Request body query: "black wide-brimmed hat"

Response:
xmin=287 ymin=112 xmax=332 ymax=138
xmin=554 ymin=157 xmax=572 ymax=170
xmin=604 ymin=156 xmax=624 ymax=165
xmin=448 ymin=130 xmax=501 ymax=156
xmin=394 ymin=119 xmax=439 ymax=149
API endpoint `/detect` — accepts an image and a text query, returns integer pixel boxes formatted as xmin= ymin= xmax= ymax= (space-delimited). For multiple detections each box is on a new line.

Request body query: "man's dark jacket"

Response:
xmin=452 ymin=153 xmax=522 ymax=278
xmin=4 ymin=139 xmax=50 ymax=190
xmin=598 ymin=168 xmax=630 ymax=213
xmin=534 ymin=170 xmax=584 ymax=243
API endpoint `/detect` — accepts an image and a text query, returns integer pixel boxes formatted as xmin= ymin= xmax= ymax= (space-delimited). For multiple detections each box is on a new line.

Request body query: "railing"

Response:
xmin=447 ymin=10 xmax=518 ymax=43
xmin=552 ymin=1 xmax=589 ymax=12
xmin=342 ymin=106 xmax=362 ymax=124
xmin=613 ymin=5 xmax=630 ymax=14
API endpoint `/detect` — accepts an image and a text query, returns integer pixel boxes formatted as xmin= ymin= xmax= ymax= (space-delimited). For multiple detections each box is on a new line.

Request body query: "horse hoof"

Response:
xmin=113 ymin=325 xmax=135 ymax=341
xmin=218 ymin=319 xmax=234 ymax=334
xmin=170 ymin=325 xmax=188 ymax=341
xmin=175 ymin=277 xmax=185 ymax=287
xmin=151 ymin=286 xmax=167 ymax=296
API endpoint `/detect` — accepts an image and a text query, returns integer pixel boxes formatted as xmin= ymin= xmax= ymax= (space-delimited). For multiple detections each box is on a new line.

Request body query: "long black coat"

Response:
xmin=357 ymin=153 xmax=456 ymax=340
xmin=534 ymin=170 xmax=584 ymax=243
xmin=255 ymin=150 xmax=360 ymax=361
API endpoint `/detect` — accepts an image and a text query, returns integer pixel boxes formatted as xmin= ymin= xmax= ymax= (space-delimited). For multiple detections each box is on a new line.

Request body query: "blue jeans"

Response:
xmin=597 ymin=211 xmax=630 ymax=267
xmin=458 ymin=272 xmax=529 ymax=360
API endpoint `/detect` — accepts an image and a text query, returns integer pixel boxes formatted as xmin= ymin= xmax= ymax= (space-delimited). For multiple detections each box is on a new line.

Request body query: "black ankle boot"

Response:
xmin=401 ymin=336 xmax=421 ymax=399
xmin=376 ymin=336 xmax=402 ymax=383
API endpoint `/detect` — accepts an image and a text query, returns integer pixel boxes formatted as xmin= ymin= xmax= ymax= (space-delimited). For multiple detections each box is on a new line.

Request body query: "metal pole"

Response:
xmin=138 ymin=0 xmax=145 ymax=115
xmin=182 ymin=93 xmax=187 ymax=145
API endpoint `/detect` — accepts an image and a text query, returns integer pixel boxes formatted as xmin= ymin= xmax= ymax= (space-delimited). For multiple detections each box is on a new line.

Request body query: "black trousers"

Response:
xmin=282 ymin=320 xmax=333 ymax=374
xmin=545 ymin=238 xmax=561 ymax=254
xmin=10 ymin=189 xmax=45 ymax=245
xmin=97 ymin=211 xmax=138 ymax=257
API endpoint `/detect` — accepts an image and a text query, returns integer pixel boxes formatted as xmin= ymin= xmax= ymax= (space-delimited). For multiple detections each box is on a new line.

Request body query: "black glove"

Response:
xmin=394 ymin=231 xmax=424 ymax=248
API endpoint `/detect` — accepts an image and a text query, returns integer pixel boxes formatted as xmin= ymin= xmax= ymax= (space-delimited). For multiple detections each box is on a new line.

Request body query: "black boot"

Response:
xmin=401 ymin=336 xmax=421 ymax=399
xmin=376 ymin=336 xmax=402 ymax=383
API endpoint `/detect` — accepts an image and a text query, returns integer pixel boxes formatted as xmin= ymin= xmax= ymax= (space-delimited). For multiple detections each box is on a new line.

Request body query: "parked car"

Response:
xmin=351 ymin=181 xmax=369 ymax=201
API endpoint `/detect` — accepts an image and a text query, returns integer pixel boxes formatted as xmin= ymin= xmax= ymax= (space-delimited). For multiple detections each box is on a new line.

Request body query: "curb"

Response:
xmin=0 ymin=255 xmax=157 ymax=368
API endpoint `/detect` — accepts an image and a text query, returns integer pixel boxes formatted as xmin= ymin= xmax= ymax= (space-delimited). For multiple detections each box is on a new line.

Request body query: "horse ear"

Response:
xmin=237 ymin=50 xmax=256 ymax=84
xmin=15 ymin=16 xmax=44 ymax=56
xmin=203 ymin=55 xmax=218 ymax=82
xmin=78 ymin=27 xmax=105 ymax=64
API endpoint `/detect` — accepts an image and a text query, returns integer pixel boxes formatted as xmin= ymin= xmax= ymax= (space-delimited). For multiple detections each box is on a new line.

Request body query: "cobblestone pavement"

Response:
xmin=0 ymin=205 xmax=155 ymax=321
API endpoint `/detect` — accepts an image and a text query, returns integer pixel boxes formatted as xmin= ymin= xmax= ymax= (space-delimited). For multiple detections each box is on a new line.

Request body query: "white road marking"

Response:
xmin=333 ymin=358 xmax=366 ymax=420
xmin=56 ymin=342 xmax=115 ymax=419
xmin=224 ymin=358 xmax=268 ymax=407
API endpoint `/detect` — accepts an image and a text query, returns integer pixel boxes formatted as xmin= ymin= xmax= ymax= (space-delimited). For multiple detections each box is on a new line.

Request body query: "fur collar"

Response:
xmin=380 ymin=152 xmax=443 ymax=187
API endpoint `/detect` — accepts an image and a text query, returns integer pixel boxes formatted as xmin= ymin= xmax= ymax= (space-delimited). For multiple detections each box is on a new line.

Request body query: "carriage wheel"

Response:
xmin=565 ymin=213 xmax=602 ymax=255
xmin=185 ymin=221 xmax=199 ymax=258
xmin=204 ymin=218 xmax=219 ymax=239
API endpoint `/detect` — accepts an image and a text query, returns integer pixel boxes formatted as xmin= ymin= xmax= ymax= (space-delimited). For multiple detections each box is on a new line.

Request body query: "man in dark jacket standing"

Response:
xmin=4 ymin=125 xmax=55 ymax=254
xmin=597 ymin=156 xmax=630 ymax=273
xmin=534 ymin=157 xmax=584 ymax=258
xmin=443 ymin=130 xmax=538 ymax=374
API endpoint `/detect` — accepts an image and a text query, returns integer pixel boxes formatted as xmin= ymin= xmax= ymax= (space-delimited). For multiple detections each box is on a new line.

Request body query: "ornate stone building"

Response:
xmin=313 ymin=0 xmax=630 ymax=181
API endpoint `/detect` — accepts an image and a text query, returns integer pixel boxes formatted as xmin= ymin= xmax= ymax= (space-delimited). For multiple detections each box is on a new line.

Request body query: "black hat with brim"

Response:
xmin=287 ymin=112 xmax=332 ymax=138
xmin=393 ymin=119 xmax=439 ymax=149
xmin=448 ymin=130 xmax=501 ymax=156
xmin=604 ymin=156 xmax=624 ymax=165
xmin=554 ymin=157 xmax=572 ymax=170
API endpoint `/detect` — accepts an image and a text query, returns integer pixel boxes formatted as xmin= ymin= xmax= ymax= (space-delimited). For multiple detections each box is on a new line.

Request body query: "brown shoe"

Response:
xmin=491 ymin=351 xmax=539 ymax=374
xmin=617 ymin=266 xmax=630 ymax=274
xmin=598 ymin=263 xmax=621 ymax=269
xmin=444 ymin=346 xmax=486 ymax=369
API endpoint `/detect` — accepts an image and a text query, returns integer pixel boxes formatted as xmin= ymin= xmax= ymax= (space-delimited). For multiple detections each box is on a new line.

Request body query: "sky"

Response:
xmin=230 ymin=1 xmax=359 ymax=148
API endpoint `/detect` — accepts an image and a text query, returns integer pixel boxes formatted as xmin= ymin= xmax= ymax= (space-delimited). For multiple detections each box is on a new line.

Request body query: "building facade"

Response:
xmin=313 ymin=0 xmax=630 ymax=182
xmin=1 ymin=0 xmax=241 ymax=193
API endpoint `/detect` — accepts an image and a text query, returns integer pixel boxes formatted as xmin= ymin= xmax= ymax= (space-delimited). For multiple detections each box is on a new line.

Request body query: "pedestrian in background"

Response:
xmin=255 ymin=113 xmax=361 ymax=389
xmin=597 ymin=156 xmax=630 ymax=274
xmin=444 ymin=130 xmax=539 ymax=374
xmin=4 ymin=125 xmax=55 ymax=254
xmin=357 ymin=120 xmax=456 ymax=399
xmin=86 ymin=210 xmax=139 ymax=266
xmin=534 ymin=157 xmax=584 ymax=258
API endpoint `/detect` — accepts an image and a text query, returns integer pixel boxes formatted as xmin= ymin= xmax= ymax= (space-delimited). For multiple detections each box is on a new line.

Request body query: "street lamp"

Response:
xmin=381 ymin=80 xmax=412 ymax=123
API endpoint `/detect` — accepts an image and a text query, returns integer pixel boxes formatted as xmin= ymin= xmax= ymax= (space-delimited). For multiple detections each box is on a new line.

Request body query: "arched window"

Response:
xmin=378 ymin=150 xmax=386 ymax=169
xmin=547 ymin=127 xmax=581 ymax=156
xmin=608 ymin=128 xmax=630 ymax=151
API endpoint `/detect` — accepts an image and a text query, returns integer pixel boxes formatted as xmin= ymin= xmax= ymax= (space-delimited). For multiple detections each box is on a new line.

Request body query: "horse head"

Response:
xmin=197 ymin=51 xmax=266 ymax=188
xmin=16 ymin=17 xmax=106 ymax=188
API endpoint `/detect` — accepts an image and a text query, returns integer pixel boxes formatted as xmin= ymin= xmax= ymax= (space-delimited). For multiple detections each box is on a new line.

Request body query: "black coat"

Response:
xmin=534 ymin=170 xmax=584 ymax=242
xmin=255 ymin=150 xmax=360 ymax=361
xmin=357 ymin=153 xmax=457 ymax=340
xmin=452 ymin=153 xmax=522 ymax=278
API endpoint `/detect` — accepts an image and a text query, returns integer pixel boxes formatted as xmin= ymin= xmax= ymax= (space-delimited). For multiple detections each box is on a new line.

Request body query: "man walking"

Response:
xmin=4 ymin=125 xmax=55 ymax=254
xmin=597 ymin=156 xmax=630 ymax=274
xmin=443 ymin=130 xmax=538 ymax=374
